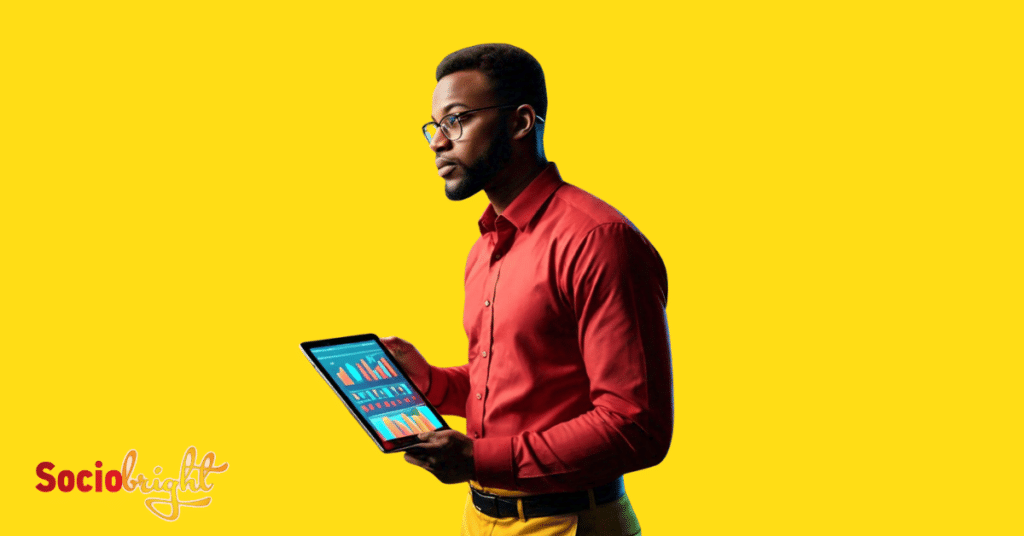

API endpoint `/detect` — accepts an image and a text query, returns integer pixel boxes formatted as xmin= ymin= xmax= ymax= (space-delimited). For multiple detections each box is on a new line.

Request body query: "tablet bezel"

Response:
xmin=300 ymin=333 xmax=450 ymax=453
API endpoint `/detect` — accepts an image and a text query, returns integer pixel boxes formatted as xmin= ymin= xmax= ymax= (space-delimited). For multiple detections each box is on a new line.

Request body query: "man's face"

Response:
xmin=429 ymin=70 xmax=513 ymax=201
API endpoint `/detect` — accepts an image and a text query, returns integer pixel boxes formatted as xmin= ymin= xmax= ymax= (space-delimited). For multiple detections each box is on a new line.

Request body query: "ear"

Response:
xmin=510 ymin=104 xmax=539 ymax=141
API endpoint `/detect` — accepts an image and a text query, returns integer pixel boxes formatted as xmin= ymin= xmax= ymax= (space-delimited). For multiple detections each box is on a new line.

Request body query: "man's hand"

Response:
xmin=379 ymin=336 xmax=431 ymax=392
xmin=403 ymin=430 xmax=475 ymax=484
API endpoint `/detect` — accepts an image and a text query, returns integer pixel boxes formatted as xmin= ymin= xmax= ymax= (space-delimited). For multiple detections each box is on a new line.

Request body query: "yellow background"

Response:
xmin=2 ymin=1 xmax=1020 ymax=534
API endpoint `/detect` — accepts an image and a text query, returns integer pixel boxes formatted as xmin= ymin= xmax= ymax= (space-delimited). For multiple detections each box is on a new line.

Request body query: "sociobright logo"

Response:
xmin=36 ymin=446 xmax=228 ymax=521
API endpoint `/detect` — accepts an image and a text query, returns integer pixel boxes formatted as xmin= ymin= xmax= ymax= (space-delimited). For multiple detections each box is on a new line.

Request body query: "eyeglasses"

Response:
xmin=422 ymin=104 xmax=544 ymax=143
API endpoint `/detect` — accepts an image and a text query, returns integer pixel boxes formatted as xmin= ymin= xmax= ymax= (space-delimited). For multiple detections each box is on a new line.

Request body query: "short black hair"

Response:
xmin=436 ymin=43 xmax=547 ymax=119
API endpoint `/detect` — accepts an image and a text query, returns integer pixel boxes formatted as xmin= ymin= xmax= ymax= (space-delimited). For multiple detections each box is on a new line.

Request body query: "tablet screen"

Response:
xmin=307 ymin=338 xmax=445 ymax=443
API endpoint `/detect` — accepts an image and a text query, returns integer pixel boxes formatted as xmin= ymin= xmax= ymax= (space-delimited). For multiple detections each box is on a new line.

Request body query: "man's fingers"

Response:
xmin=404 ymin=452 xmax=433 ymax=469
xmin=379 ymin=336 xmax=404 ymax=354
xmin=379 ymin=337 xmax=431 ymax=390
xmin=398 ymin=429 xmax=473 ymax=485
xmin=412 ymin=430 xmax=460 ymax=451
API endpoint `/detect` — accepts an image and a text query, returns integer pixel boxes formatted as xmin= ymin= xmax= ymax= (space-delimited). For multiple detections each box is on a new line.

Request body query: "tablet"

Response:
xmin=300 ymin=334 xmax=450 ymax=452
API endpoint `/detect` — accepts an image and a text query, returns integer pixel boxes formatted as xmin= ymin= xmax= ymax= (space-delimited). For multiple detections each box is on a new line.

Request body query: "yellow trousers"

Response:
xmin=461 ymin=482 xmax=642 ymax=536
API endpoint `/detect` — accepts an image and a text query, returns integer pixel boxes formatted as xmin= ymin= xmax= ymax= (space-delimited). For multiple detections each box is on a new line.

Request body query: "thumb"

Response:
xmin=380 ymin=336 xmax=411 ymax=351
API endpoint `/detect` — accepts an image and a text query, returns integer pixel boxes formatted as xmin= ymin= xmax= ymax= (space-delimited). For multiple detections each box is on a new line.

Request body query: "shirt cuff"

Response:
xmin=473 ymin=436 xmax=516 ymax=490
xmin=423 ymin=365 xmax=448 ymax=407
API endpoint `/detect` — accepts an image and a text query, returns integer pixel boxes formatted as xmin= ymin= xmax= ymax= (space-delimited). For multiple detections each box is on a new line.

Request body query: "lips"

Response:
xmin=436 ymin=158 xmax=457 ymax=178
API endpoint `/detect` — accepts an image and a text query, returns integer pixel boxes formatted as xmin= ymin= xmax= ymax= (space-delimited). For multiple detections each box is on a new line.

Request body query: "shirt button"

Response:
xmin=476 ymin=393 xmax=482 ymax=400
xmin=494 ymin=253 xmax=501 ymax=260
xmin=482 ymin=351 xmax=488 ymax=358
xmin=473 ymin=432 xmax=480 ymax=439
xmin=484 ymin=300 xmax=491 ymax=307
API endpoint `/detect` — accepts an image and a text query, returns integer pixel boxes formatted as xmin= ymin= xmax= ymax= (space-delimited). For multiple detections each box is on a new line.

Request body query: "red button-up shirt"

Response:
xmin=424 ymin=163 xmax=672 ymax=493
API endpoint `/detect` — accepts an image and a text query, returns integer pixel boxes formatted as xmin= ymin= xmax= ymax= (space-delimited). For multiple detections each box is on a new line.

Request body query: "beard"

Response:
xmin=444 ymin=125 xmax=513 ymax=201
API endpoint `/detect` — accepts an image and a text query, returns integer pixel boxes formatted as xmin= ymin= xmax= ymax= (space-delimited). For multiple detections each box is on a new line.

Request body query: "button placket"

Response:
xmin=477 ymin=233 xmax=507 ymax=440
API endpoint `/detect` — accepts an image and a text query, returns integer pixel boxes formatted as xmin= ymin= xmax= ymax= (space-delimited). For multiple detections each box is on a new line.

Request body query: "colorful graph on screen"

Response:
xmin=309 ymin=339 xmax=444 ymax=441
xmin=310 ymin=340 xmax=401 ymax=387
xmin=369 ymin=407 xmax=443 ymax=440
xmin=333 ymin=355 xmax=398 ymax=385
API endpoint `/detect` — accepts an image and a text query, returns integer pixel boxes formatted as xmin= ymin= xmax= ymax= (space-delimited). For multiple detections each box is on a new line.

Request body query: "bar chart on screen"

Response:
xmin=370 ymin=407 xmax=443 ymax=440
xmin=310 ymin=341 xmax=401 ymax=387
xmin=335 ymin=356 xmax=397 ymax=385
xmin=352 ymin=383 xmax=421 ymax=412
xmin=308 ymin=341 xmax=444 ymax=439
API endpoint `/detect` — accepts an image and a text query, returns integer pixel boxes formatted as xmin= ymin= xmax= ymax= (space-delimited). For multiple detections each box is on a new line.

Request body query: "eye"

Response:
xmin=443 ymin=115 xmax=459 ymax=126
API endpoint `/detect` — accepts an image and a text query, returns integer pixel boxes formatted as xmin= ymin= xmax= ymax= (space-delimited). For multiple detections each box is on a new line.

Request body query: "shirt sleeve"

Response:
xmin=424 ymin=363 xmax=471 ymax=418
xmin=473 ymin=222 xmax=673 ymax=492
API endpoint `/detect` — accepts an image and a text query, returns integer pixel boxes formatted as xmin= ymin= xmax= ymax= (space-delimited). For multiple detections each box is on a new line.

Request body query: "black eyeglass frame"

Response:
xmin=422 ymin=104 xmax=544 ymax=143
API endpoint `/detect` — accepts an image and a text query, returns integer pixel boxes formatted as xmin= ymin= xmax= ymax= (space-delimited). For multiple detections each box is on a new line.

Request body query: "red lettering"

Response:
xmin=36 ymin=462 xmax=56 ymax=492
xmin=38 ymin=460 xmax=121 ymax=493
xmin=57 ymin=470 xmax=75 ymax=492
xmin=77 ymin=470 xmax=93 ymax=492
xmin=105 ymin=470 xmax=123 ymax=492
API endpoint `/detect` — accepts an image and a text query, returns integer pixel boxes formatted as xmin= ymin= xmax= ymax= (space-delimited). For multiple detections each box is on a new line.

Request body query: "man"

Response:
xmin=381 ymin=44 xmax=672 ymax=536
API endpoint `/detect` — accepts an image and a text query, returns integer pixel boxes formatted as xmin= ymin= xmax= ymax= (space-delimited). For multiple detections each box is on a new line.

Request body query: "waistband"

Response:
xmin=470 ymin=477 xmax=625 ymax=521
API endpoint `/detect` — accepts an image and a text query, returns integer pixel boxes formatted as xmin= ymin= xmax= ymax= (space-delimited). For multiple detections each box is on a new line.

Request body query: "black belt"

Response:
xmin=471 ymin=477 xmax=625 ymax=520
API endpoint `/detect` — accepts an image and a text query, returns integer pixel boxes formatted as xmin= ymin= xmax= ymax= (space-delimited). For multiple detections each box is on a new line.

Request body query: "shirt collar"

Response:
xmin=478 ymin=162 xmax=563 ymax=235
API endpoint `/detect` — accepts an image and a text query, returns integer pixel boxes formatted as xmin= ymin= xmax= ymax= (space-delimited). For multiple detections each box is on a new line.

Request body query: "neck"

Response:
xmin=485 ymin=158 xmax=548 ymax=216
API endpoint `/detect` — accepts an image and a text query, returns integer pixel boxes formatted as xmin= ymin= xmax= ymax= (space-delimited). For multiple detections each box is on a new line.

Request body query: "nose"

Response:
xmin=429 ymin=127 xmax=452 ymax=153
